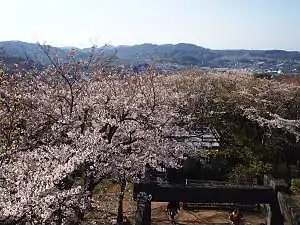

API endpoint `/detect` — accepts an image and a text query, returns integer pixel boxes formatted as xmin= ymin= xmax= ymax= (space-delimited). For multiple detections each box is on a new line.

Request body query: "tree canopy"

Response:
xmin=0 ymin=48 xmax=299 ymax=224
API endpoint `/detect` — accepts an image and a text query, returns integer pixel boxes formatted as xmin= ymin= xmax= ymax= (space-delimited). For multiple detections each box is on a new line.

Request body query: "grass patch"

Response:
xmin=93 ymin=180 xmax=117 ymax=195
xmin=83 ymin=180 xmax=136 ymax=224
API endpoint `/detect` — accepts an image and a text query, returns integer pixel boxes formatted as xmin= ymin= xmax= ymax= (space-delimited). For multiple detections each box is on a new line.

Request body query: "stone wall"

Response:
xmin=264 ymin=175 xmax=300 ymax=225
xmin=277 ymin=192 xmax=300 ymax=225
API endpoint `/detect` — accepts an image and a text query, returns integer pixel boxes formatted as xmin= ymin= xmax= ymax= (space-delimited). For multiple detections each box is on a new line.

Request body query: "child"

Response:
xmin=229 ymin=209 xmax=244 ymax=225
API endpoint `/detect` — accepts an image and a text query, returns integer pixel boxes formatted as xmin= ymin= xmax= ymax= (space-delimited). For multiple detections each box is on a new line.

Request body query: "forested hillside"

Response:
xmin=1 ymin=41 xmax=300 ymax=71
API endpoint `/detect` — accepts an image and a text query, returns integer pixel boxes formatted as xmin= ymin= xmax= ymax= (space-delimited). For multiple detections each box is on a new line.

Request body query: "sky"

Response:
xmin=1 ymin=0 xmax=300 ymax=50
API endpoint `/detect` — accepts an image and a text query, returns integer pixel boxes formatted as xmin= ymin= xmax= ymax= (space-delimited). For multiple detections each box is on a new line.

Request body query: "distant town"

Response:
xmin=119 ymin=61 xmax=295 ymax=77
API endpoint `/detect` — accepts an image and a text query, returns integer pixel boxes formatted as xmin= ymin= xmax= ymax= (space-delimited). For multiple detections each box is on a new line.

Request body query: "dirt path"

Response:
xmin=86 ymin=182 xmax=266 ymax=224
xmin=151 ymin=202 xmax=266 ymax=225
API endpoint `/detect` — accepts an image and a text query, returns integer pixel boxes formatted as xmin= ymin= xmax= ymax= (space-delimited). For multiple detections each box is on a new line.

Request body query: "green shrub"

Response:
xmin=291 ymin=178 xmax=300 ymax=195
xmin=228 ymin=160 xmax=272 ymax=184
xmin=291 ymin=178 xmax=300 ymax=206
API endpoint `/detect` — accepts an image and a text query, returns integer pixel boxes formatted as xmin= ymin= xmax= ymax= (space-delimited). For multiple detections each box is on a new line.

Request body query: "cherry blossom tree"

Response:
xmin=165 ymin=70 xmax=300 ymax=183
xmin=0 ymin=45 xmax=117 ymax=224
xmin=0 ymin=47 xmax=194 ymax=224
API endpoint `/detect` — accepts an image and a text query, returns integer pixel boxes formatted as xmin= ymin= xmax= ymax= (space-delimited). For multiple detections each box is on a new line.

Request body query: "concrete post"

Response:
xmin=265 ymin=202 xmax=284 ymax=225
xmin=266 ymin=178 xmax=287 ymax=225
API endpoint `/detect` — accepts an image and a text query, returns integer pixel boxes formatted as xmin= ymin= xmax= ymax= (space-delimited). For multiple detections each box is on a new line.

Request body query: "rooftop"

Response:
xmin=167 ymin=126 xmax=221 ymax=150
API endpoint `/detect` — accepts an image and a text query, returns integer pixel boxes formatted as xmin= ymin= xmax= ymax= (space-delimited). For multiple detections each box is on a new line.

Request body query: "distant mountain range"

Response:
xmin=1 ymin=41 xmax=300 ymax=72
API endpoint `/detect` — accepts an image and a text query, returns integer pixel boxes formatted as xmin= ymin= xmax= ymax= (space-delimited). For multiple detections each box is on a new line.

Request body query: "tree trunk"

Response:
xmin=73 ymin=203 xmax=85 ymax=225
xmin=117 ymin=179 xmax=126 ymax=223
xmin=84 ymin=172 xmax=93 ymax=210
xmin=55 ymin=208 xmax=63 ymax=225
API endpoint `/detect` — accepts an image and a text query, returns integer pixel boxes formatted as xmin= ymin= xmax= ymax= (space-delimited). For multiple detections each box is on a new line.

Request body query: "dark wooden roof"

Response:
xmin=166 ymin=126 xmax=221 ymax=150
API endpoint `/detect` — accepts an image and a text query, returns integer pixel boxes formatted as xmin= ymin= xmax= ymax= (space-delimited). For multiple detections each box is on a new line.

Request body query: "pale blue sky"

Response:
xmin=1 ymin=0 xmax=300 ymax=50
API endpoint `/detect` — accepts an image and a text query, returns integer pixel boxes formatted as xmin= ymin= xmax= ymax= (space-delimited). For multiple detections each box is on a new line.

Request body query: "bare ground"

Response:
xmin=151 ymin=202 xmax=266 ymax=225
xmin=84 ymin=182 xmax=266 ymax=225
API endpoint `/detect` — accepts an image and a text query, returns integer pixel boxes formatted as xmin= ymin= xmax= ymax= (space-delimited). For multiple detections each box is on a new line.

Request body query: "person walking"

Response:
xmin=166 ymin=200 xmax=180 ymax=224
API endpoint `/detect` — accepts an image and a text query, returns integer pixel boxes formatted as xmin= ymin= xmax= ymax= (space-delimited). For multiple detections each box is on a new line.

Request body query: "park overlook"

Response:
xmin=2 ymin=0 xmax=300 ymax=224
xmin=1 ymin=43 xmax=300 ymax=224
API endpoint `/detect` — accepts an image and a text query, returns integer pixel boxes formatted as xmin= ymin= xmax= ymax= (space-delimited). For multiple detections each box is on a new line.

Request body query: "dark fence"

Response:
xmin=134 ymin=175 xmax=300 ymax=225
xmin=133 ymin=182 xmax=276 ymax=204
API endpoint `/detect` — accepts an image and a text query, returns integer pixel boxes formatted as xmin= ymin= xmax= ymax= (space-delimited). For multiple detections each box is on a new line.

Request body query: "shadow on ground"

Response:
xmin=151 ymin=202 xmax=266 ymax=225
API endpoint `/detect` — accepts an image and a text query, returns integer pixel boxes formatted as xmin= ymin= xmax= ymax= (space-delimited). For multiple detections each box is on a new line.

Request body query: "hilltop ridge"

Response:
xmin=1 ymin=41 xmax=300 ymax=72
